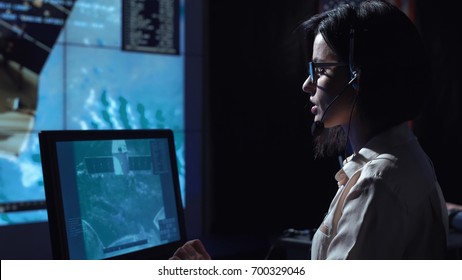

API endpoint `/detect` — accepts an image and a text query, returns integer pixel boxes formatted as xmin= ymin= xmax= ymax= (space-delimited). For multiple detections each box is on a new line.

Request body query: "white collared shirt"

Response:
xmin=311 ymin=123 xmax=449 ymax=259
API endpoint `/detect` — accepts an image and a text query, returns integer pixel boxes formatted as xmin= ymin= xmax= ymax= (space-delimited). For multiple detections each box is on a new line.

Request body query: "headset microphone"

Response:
xmin=311 ymin=74 xmax=357 ymax=137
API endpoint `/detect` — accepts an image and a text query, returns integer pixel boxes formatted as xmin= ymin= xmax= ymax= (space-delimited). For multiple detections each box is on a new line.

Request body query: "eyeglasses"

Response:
xmin=308 ymin=61 xmax=347 ymax=83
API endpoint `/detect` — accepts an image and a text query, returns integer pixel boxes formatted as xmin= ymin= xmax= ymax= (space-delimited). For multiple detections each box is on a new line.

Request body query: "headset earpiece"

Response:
xmin=349 ymin=28 xmax=359 ymax=91
xmin=348 ymin=72 xmax=358 ymax=86
xmin=350 ymin=71 xmax=359 ymax=91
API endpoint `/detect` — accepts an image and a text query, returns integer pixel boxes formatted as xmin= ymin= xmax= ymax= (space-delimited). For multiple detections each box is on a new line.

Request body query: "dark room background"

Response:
xmin=204 ymin=0 xmax=462 ymax=238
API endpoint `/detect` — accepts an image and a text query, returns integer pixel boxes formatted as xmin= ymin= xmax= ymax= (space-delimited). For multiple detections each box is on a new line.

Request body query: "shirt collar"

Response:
xmin=334 ymin=123 xmax=416 ymax=187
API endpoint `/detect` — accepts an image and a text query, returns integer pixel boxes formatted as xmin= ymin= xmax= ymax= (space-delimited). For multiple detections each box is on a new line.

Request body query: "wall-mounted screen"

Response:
xmin=0 ymin=0 xmax=187 ymax=227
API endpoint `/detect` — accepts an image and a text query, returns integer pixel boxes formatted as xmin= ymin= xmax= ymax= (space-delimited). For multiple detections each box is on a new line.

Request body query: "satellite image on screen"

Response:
xmin=62 ymin=138 xmax=179 ymax=259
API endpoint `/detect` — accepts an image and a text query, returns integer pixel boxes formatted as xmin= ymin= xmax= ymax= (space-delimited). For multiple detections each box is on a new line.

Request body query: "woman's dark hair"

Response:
xmin=302 ymin=0 xmax=430 ymax=156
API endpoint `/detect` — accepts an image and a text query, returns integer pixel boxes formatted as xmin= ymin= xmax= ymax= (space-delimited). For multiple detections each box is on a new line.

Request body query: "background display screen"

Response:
xmin=0 ymin=0 xmax=185 ymax=226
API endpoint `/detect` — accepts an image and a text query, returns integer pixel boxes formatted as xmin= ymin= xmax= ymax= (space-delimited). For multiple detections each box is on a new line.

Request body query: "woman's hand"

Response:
xmin=169 ymin=239 xmax=211 ymax=260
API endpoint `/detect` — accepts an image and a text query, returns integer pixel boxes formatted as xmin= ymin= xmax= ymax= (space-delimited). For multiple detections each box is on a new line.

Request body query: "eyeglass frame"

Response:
xmin=308 ymin=61 xmax=348 ymax=83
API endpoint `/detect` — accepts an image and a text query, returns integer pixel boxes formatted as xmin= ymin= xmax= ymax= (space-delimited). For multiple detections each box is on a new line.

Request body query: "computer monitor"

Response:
xmin=38 ymin=129 xmax=186 ymax=259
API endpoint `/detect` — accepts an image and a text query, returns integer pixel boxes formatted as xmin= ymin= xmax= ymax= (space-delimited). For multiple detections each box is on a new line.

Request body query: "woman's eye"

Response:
xmin=317 ymin=67 xmax=327 ymax=75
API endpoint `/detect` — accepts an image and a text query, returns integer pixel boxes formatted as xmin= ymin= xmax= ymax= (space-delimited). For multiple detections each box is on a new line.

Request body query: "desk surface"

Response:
xmin=272 ymin=231 xmax=462 ymax=260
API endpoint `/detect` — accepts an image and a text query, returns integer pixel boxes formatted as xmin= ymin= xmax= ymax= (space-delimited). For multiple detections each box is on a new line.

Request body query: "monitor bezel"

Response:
xmin=38 ymin=129 xmax=186 ymax=260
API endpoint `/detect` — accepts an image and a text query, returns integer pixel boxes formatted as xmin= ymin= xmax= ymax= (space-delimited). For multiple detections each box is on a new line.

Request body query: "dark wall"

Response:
xmin=0 ymin=222 xmax=52 ymax=259
xmin=205 ymin=0 xmax=340 ymax=236
xmin=205 ymin=0 xmax=462 ymax=236
xmin=414 ymin=0 xmax=462 ymax=205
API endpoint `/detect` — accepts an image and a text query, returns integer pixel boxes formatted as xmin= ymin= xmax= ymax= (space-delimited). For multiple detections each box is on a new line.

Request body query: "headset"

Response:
xmin=311 ymin=27 xmax=360 ymax=138
xmin=348 ymin=28 xmax=359 ymax=90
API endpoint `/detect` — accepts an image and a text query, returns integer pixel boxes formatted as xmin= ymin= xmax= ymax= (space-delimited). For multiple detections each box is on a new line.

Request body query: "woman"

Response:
xmin=170 ymin=0 xmax=448 ymax=260
xmin=302 ymin=0 xmax=448 ymax=259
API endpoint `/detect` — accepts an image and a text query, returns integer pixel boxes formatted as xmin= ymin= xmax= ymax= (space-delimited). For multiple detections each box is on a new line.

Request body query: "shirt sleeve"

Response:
xmin=325 ymin=177 xmax=406 ymax=259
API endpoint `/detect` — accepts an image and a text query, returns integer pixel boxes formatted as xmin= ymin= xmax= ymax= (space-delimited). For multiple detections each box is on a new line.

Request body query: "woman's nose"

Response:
xmin=302 ymin=76 xmax=316 ymax=95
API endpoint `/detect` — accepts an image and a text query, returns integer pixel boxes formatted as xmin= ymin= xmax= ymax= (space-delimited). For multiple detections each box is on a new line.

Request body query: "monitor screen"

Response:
xmin=39 ymin=129 xmax=186 ymax=259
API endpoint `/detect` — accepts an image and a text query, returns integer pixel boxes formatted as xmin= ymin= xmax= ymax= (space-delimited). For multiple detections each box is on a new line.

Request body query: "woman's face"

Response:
xmin=302 ymin=33 xmax=356 ymax=129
